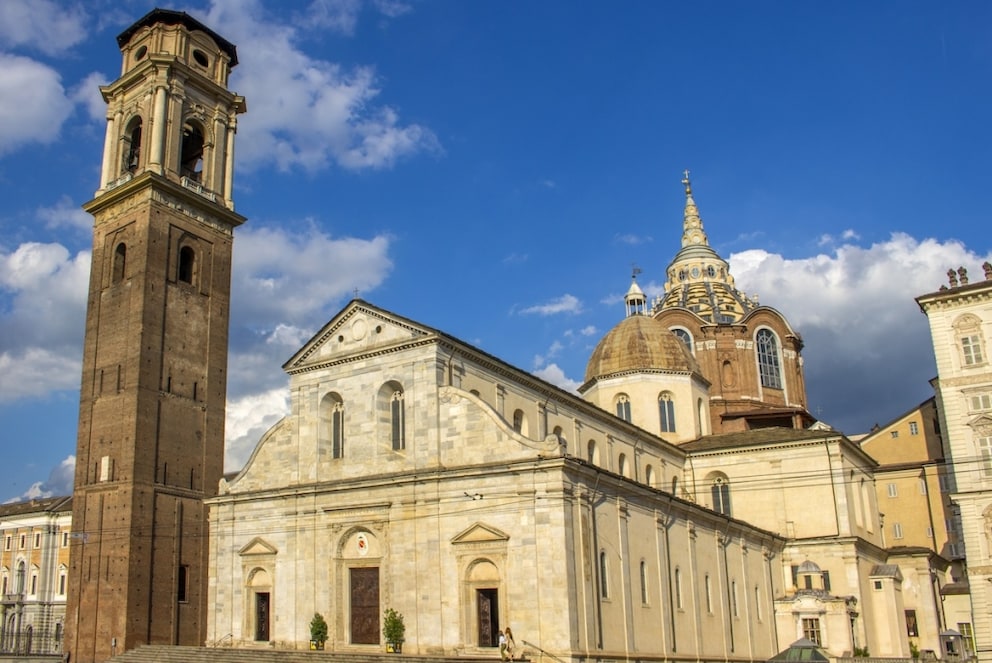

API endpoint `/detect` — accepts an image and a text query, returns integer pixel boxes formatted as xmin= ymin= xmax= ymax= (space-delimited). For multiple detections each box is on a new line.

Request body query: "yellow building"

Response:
xmin=0 ymin=496 xmax=72 ymax=656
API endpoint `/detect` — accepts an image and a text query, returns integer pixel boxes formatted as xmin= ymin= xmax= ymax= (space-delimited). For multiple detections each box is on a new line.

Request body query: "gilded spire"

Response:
xmin=681 ymin=169 xmax=709 ymax=248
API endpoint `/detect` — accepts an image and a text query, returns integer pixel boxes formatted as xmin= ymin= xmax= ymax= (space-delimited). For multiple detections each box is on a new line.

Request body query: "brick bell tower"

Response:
xmin=64 ymin=10 xmax=245 ymax=662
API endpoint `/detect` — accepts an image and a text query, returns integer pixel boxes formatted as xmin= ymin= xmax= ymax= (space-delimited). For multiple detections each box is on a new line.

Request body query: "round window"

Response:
xmin=134 ymin=45 xmax=147 ymax=61
xmin=192 ymin=49 xmax=209 ymax=67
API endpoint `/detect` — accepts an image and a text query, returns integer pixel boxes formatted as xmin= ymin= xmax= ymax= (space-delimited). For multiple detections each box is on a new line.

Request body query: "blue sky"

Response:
xmin=1 ymin=0 xmax=990 ymax=502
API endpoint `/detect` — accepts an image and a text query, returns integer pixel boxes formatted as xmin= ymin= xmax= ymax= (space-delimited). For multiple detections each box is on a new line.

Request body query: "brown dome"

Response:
xmin=584 ymin=315 xmax=701 ymax=383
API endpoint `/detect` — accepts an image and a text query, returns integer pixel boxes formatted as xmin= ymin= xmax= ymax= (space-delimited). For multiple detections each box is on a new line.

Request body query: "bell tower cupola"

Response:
xmin=97 ymin=9 xmax=245 ymax=209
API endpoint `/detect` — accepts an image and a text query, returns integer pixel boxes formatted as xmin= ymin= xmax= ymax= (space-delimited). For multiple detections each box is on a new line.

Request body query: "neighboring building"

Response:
xmin=206 ymin=299 xmax=786 ymax=659
xmin=859 ymin=397 xmax=973 ymax=658
xmin=917 ymin=263 xmax=992 ymax=662
xmin=0 ymin=496 xmax=72 ymax=656
xmin=64 ymin=9 xmax=246 ymax=663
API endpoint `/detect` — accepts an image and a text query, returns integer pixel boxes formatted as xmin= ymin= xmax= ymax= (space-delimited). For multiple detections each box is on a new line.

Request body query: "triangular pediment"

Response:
xmin=283 ymin=299 xmax=437 ymax=372
xmin=968 ymin=414 xmax=992 ymax=435
xmin=451 ymin=522 xmax=510 ymax=545
xmin=239 ymin=537 xmax=278 ymax=556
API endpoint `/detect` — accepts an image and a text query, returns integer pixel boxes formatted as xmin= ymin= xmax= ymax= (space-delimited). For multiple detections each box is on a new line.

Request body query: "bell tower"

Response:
xmin=64 ymin=10 xmax=245 ymax=662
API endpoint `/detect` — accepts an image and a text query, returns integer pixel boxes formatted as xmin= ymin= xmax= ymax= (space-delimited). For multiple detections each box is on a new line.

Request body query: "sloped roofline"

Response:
xmin=117 ymin=8 xmax=239 ymax=67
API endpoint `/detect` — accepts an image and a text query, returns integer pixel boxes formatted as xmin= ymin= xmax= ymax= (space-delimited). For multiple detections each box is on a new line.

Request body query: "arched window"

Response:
xmin=587 ymin=440 xmax=599 ymax=465
xmin=599 ymin=551 xmax=609 ymax=598
xmin=659 ymin=392 xmax=676 ymax=433
xmin=178 ymin=245 xmax=195 ymax=284
xmin=180 ymin=119 xmax=205 ymax=181
xmin=123 ymin=117 xmax=142 ymax=173
xmin=15 ymin=561 xmax=25 ymax=594
xmin=618 ymin=453 xmax=629 ymax=478
xmin=112 ymin=242 xmax=126 ymax=283
xmin=615 ymin=394 xmax=631 ymax=422
xmin=391 ymin=388 xmax=405 ymax=450
xmin=756 ymin=328 xmax=783 ymax=389
xmin=512 ymin=409 xmax=527 ymax=435
xmin=640 ymin=560 xmax=648 ymax=604
xmin=672 ymin=327 xmax=694 ymax=353
xmin=320 ymin=393 xmax=344 ymax=459
xmin=711 ymin=475 xmax=732 ymax=516
xmin=645 ymin=464 xmax=655 ymax=488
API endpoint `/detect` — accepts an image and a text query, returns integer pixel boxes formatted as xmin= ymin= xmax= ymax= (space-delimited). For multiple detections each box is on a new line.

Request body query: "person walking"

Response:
xmin=498 ymin=629 xmax=508 ymax=660
xmin=504 ymin=626 xmax=517 ymax=660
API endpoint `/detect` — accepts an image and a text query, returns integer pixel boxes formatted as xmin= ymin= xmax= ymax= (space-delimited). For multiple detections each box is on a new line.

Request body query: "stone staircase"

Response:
xmin=111 ymin=647 xmax=505 ymax=663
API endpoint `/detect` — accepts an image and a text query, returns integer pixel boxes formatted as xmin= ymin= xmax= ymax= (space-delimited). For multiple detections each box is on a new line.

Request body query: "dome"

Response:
xmin=584 ymin=315 xmax=700 ymax=384
xmin=797 ymin=560 xmax=822 ymax=574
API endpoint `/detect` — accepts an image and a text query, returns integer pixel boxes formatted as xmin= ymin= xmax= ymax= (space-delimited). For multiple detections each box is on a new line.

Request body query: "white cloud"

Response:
xmin=225 ymin=388 xmax=290 ymax=472
xmin=0 ymin=54 xmax=74 ymax=155
xmin=306 ymin=0 xmax=362 ymax=34
xmin=520 ymin=294 xmax=583 ymax=316
xmin=615 ymin=233 xmax=652 ymax=245
xmin=37 ymin=196 xmax=92 ymax=233
xmin=729 ymin=232 xmax=992 ymax=434
xmin=232 ymin=224 xmax=392 ymax=324
xmin=0 ymin=1 xmax=88 ymax=55
xmin=6 ymin=455 xmax=75 ymax=503
xmin=0 ymin=243 xmax=89 ymax=401
xmin=203 ymin=0 xmax=439 ymax=172
xmin=533 ymin=363 xmax=581 ymax=393
xmin=70 ymin=71 xmax=110 ymax=123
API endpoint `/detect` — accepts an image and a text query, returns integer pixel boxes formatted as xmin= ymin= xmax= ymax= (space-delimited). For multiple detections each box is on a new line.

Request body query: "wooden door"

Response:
xmin=350 ymin=567 xmax=380 ymax=644
xmin=476 ymin=588 xmax=499 ymax=647
xmin=254 ymin=592 xmax=270 ymax=641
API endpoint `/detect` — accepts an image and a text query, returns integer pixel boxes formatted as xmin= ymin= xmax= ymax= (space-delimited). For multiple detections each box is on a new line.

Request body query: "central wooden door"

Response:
xmin=350 ymin=567 xmax=380 ymax=644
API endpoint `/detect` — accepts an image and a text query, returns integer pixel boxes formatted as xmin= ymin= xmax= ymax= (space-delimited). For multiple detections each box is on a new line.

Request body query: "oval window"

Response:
xmin=192 ymin=49 xmax=209 ymax=67
xmin=134 ymin=45 xmax=147 ymax=61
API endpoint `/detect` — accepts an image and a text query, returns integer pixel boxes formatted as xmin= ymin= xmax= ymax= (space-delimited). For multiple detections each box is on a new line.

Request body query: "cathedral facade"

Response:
xmin=206 ymin=300 xmax=785 ymax=659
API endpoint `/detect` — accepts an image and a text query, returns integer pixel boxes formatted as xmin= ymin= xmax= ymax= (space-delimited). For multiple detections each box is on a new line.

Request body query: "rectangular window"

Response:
xmin=599 ymin=552 xmax=608 ymax=599
xmin=1 ymin=577 xmax=6 ymax=594
xmin=890 ymin=430 xmax=899 ymax=438
xmin=887 ymin=483 xmax=898 ymax=497
xmin=926 ymin=526 xmax=933 ymax=538
xmin=980 ymin=437 xmax=992 ymax=477
xmin=909 ymin=421 xmax=919 ymax=435
xmin=59 ymin=573 xmax=66 ymax=595
xmin=873 ymin=580 xmax=883 ymax=590
xmin=177 ymin=564 xmax=189 ymax=603
xmin=906 ymin=610 xmax=919 ymax=637
xmin=822 ymin=571 xmax=831 ymax=592
xmin=962 ymin=335 xmax=984 ymax=366
xmin=62 ymin=532 xmax=69 ymax=547
xmin=732 ymin=581 xmax=739 ymax=617
xmin=19 ymin=534 xmax=25 ymax=549
xmin=3 ymin=535 xmax=9 ymax=551
xmin=894 ymin=522 xmax=904 ymax=539
xmin=755 ymin=585 xmax=762 ymax=620
xmin=34 ymin=533 xmax=40 ymax=548
xmin=802 ymin=618 xmax=822 ymax=645
xmin=705 ymin=574 xmax=713 ymax=613
xmin=920 ymin=478 xmax=928 ymax=495
xmin=971 ymin=394 xmax=992 ymax=411
xmin=30 ymin=574 xmax=37 ymax=595
xmin=959 ymin=623 xmax=976 ymax=654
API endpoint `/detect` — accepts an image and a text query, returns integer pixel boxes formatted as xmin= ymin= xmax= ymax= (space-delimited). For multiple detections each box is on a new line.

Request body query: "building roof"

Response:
xmin=583 ymin=313 xmax=701 ymax=384
xmin=0 ymin=495 xmax=72 ymax=518
xmin=117 ymin=8 xmax=239 ymax=67
xmin=680 ymin=427 xmax=844 ymax=452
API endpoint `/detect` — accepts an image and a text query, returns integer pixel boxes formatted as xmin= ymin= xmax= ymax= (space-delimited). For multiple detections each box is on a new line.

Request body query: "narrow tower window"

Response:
xmin=756 ymin=328 xmax=783 ymax=389
xmin=123 ymin=117 xmax=142 ymax=173
xmin=112 ymin=242 xmax=127 ymax=283
xmin=615 ymin=394 xmax=632 ymax=422
xmin=180 ymin=120 xmax=205 ymax=181
xmin=391 ymin=388 xmax=405 ymax=450
xmin=178 ymin=246 xmax=195 ymax=284
xmin=659 ymin=392 xmax=676 ymax=433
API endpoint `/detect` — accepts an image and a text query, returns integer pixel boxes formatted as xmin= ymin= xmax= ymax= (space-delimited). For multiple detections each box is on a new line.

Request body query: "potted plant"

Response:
xmin=309 ymin=612 xmax=328 ymax=650
xmin=382 ymin=607 xmax=405 ymax=653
